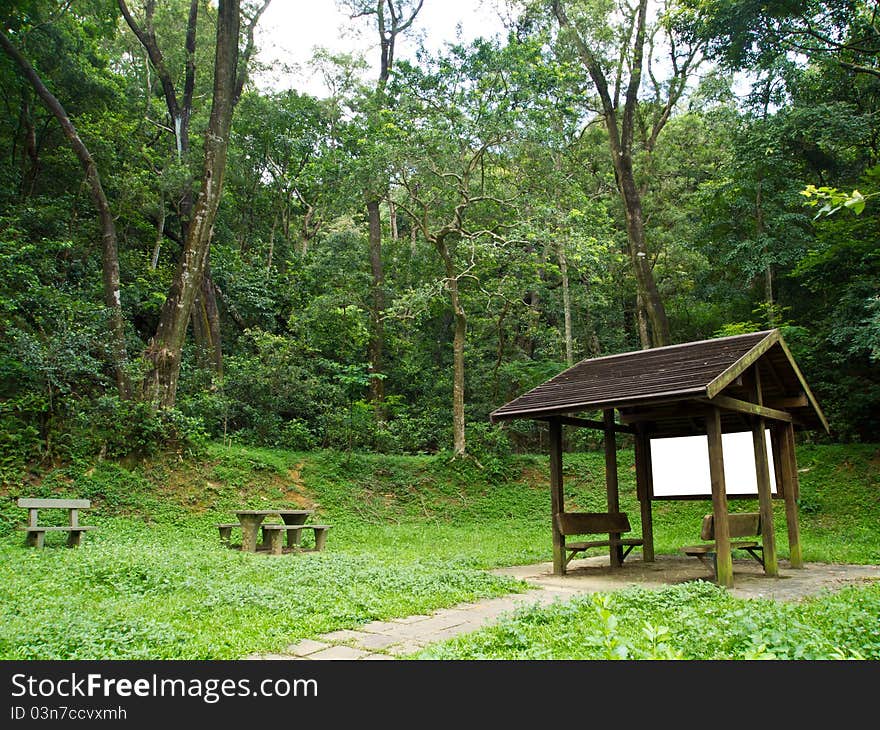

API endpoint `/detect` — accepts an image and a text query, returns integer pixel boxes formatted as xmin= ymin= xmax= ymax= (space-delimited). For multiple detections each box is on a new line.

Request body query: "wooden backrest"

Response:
xmin=18 ymin=498 xmax=90 ymax=509
xmin=699 ymin=512 xmax=761 ymax=541
xmin=556 ymin=512 xmax=631 ymax=536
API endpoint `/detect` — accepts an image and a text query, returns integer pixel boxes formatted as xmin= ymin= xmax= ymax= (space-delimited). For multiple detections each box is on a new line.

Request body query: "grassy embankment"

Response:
xmin=0 ymin=442 xmax=877 ymax=659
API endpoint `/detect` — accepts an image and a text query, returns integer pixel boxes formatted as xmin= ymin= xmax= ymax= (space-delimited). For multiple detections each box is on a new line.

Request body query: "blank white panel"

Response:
xmin=650 ymin=431 xmax=776 ymax=497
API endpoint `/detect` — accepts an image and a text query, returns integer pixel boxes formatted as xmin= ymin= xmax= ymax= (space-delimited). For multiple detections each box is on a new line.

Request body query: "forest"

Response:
xmin=1 ymin=0 xmax=878 ymax=472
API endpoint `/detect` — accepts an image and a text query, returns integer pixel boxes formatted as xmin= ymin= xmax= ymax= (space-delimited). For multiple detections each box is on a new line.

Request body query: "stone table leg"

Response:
xmin=239 ymin=516 xmax=263 ymax=552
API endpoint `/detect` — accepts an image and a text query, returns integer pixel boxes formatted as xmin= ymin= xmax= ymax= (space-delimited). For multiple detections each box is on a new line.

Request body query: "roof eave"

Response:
xmin=490 ymin=387 xmax=709 ymax=423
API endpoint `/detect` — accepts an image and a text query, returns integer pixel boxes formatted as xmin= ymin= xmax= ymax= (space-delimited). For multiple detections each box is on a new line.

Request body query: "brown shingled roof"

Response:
xmin=490 ymin=329 xmax=828 ymax=433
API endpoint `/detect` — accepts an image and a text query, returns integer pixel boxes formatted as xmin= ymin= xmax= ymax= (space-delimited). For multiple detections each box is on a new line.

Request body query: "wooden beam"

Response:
xmin=603 ymin=409 xmax=623 ymax=567
xmin=703 ymin=394 xmax=793 ymax=423
xmin=619 ymin=404 xmax=712 ymax=424
xmin=760 ymin=355 xmax=786 ymax=394
xmin=765 ymin=394 xmax=808 ymax=409
xmin=634 ymin=426 xmax=655 ymax=562
xmin=537 ymin=415 xmax=635 ymax=434
xmin=706 ymin=330 xmax=778 ymax=398
xmin=752 ymin=418 xmax=779 ymax=576
xmin=775 ymin=336 xmax=830 ymax=433
xmin=549 ymin=419 xmax=566 ymax=575
xmin=706 ymin=407 xmax=734 ymax=588
xmin=781 ymin=422 xmax=804 ymax=568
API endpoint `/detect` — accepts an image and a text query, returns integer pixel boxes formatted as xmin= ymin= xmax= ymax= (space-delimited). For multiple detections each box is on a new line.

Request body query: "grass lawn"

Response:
xmin=0 ymin=441 xmax=877 ymax=659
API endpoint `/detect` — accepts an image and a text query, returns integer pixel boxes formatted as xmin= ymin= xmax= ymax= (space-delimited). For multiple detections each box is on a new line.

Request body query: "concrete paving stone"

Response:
xmin=385 ymin=639 xmax=430 ymax=656
xmin=248 ymin=653 xmax=303 ymax=660
xmin=388 ymin=614 xmax=432 ymax=624
xmin=355 ymin=621 xmax=403 ymax=635
xmin=286 ymin=639 xmax=332 ymax=656
xmin=391 ymin=614 xmax=468 ymax=639
xmin=345 ymin=631 xmax=403 ymax=650
xmin=359 ymin=653 xmax=396 ymax=660
xmin=307 ymin=645 xmax=373 ymax=660
xmin=419 ymin=624 xmax=485 ymax=643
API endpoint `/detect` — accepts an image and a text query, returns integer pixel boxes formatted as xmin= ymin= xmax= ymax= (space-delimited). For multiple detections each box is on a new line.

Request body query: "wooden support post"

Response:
xmin=751 ymin=366 xmax=778 ymax=576
xmin=781 ymin=422 xmax=804 ymax=568
xmin=634 ymin=426 xmax=655 ymax=562
xmin=752 ymin=418 xmax=779 ymax=576
xmin=706 ymin=407 xmax=734 ymax=588
xmin=603 ymin=409 xmax=623 ymax=567
xmin=549 ymin=419 xmax=566 ymax=575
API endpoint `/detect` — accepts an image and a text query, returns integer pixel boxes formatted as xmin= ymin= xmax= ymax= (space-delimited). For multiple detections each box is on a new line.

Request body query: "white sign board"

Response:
xmin=650 ymin=431 xmax=777 ymax=497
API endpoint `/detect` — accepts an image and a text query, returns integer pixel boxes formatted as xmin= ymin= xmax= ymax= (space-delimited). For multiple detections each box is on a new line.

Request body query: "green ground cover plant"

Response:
xmin=0 ymin=441 xmax=877 ymax=659
xmin=415 ymin=581 xmax=880 ymax=660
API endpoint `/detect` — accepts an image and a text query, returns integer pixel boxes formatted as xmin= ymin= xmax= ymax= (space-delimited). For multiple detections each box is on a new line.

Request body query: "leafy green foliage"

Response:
xmin=417 ymin=581 xmax=880 ymax=659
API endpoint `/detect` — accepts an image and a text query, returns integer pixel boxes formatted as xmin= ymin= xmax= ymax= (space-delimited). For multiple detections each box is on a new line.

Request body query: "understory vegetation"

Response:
xmin=1 ymin=442 xmax=877 ymax=659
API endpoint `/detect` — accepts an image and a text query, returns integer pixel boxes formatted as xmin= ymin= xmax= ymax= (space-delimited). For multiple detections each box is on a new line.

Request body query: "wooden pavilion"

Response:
xmin=490 ymin=329 xmax=829 ymax=587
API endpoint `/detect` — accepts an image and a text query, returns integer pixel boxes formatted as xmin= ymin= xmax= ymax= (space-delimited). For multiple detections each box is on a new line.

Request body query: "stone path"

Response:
xmin=244 ymin=555 xmax=880 ymax=660
xmin=244 ymin=585 xmax=584 ymax=661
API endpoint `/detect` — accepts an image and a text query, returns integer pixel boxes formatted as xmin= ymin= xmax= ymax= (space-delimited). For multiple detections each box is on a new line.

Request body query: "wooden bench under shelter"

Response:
xmin=682 ymin=512 xmax=764 ymax=578
xmin=17 ymin=498 xmax=97 ymax=548
xmin=556 ymin=512 xmax=643 ymax=567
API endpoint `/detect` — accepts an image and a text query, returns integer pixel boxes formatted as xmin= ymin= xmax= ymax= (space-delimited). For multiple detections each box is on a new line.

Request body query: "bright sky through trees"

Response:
xmin=254 ymin=0 xmax=509 ymax=94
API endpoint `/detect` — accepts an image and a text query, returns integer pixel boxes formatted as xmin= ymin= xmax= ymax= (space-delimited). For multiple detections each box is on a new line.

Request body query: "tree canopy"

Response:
xmin=1 ymin=0 xmax=877 ymax=470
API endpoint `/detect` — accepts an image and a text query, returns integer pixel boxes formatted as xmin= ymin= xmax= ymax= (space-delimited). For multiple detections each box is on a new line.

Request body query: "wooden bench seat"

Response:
xmin=556 ymin=512 xmax=643 ymax=567
xmin=17 ymin=498 xmax=96 ymax=548
xmin=262 ymin=524 xmax=332 ymax=555
xmin=682 ymin=512 xmax=765 ymax=578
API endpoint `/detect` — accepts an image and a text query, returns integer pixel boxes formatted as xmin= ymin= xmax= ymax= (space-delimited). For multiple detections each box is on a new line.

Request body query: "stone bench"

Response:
xmin=261 ymin=524 xmax=332 ymax=555
xmin=17 ymin=498 xmax=97 ymax=548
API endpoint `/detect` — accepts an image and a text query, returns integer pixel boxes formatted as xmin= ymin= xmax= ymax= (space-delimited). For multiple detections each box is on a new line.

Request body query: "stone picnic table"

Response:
xmin=234 ymin=509 xmax=313 ymax=553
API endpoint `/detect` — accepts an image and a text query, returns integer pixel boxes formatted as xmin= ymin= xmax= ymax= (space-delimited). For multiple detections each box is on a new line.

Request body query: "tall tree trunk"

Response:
xmin=388 ymin=197 xmax=398 ymax=240
xmin=553 ymin=0 xmax=674 ymax=348
xmin=143 ymin=0 xmax=240 ymax=408
xmin=755 ymin=175 xmax=774 ymax=323
xmin=367 ymin=198 xmax=386 ymax=412
xmin=19 ymin=89 xmax=40 ymax=198
xmin=151 ymin=193 xmax=165 ymax=270
xmin=578 ymin=272 xmax=602 ymax=356
xmin=0 ymin=30 xmax=131 ymax=400
xmin=636 ymin=291 xmax=650 ymax=350
xmin=361 ymin=1 xmax=424 ymax=419
xmin=613 ymin=144 xmax=670 ymax=347
xmin=192 ymin=259 xmax=224 ymax=377
xmin=436 ymin=236 xmax=466 ymax=456
xmin=557 ymin=241 xmax=574 ymax=365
